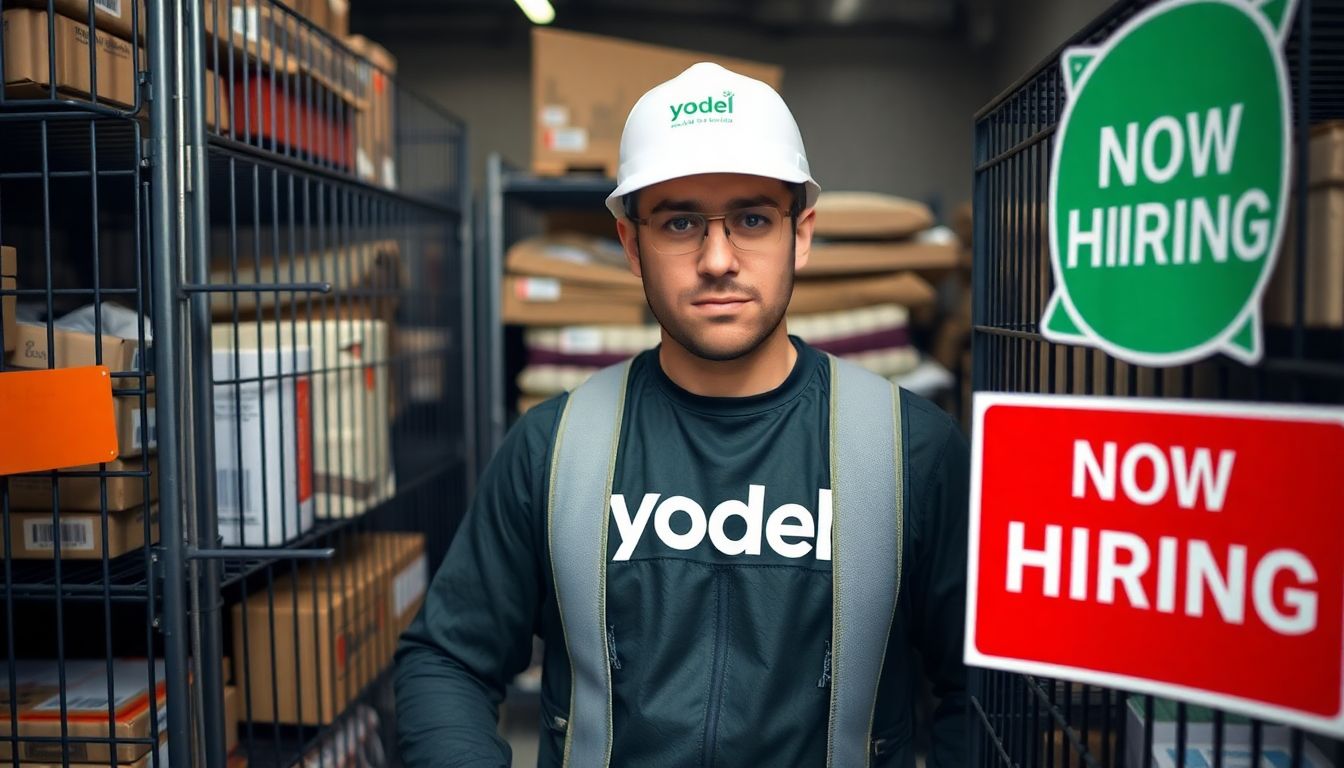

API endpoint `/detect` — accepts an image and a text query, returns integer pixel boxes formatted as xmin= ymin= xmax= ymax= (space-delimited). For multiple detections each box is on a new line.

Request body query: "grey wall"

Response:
xmin=363 ymin=1 xmax=1122 ymax=217
xmin=368 ymin=19 xmax=994 ymax=216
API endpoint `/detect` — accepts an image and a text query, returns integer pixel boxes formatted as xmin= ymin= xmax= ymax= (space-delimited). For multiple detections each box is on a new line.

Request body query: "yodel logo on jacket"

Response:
xmin=610 ymin=484 xmax=833 ymax=561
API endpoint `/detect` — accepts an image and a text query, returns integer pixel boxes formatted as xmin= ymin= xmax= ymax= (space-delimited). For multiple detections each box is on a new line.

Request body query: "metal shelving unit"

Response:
xmin=0 ymin=1 xmax=472 ymax=765
xmin=477 ymin=151 xmax=614 ymax=465
xmin=970 ymin=0 xmax=1344 ymax=766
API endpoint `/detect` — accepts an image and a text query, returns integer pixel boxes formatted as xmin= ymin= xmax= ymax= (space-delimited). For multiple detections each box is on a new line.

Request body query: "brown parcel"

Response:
xmin=0 ymin=660 xmax=166 ymax=763
xmin=506 ymin=235 xmax=641 ymax=290
xmin=232 ymin=553 xmax=380 ymax=725
xmin=223 ymin=685 xmax=240 ymax=756
xmin=789 ymin=272 xmax=936 ymax=315
xmin=503 ymin=275 xmax=649 ymax=326
xmin=813 ymin=192 xmax=935 ymax=239
xmin=347 ymin=34 xmax=397 ymax=187
xmin=3 ymin=504 xmax=158 ymax=560
xmin=202 ymin=1 xmax=360 ymax=106
xmin=804 ymin=240 xmax=961 ymax=277
xmin=532 ymin=27 xmax=781 ymax=177
xmin=1265 ymin=122 xmax=1344 ymax=327
xmin=8 ymin=0 xmax=144 ymax=41
xmin=1 ymin=246 xmax=14 ymax=354
xmin=5 ymin=455 xmax=157 ymax=512
xmin=3 ymin=9 xmax=138 ymax=109
xmin=374 ymin=532 xmax=427 ymax=668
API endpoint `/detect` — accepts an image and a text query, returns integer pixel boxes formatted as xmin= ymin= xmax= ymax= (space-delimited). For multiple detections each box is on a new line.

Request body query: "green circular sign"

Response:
xmin=1045 ymin=0 xmax=1293 ymax=366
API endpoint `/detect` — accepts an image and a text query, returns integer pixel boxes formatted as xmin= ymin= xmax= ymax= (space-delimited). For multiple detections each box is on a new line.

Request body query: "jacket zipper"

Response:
xmin=701 ymin=573 xmax=729 ymax=768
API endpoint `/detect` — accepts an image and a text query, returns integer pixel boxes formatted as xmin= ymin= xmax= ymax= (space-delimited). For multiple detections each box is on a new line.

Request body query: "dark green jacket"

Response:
xmin=396 ymin=339 xmax=970 ymax=767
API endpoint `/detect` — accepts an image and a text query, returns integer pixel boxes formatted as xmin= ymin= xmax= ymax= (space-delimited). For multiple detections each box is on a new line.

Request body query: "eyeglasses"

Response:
xmin=632 ymin=206 xmax=792 ymax=256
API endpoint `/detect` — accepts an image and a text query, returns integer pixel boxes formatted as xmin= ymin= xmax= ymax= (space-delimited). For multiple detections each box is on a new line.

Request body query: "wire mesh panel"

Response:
xmin=971 ymin=0 xmax=1344 ymax=766
xmin=0 ymin=0 xmax=469 ymax=765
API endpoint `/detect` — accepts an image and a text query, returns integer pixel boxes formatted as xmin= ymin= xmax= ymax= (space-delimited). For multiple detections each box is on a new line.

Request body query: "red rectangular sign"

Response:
xmin=966 ymin=393 xmax=1344 ymax=737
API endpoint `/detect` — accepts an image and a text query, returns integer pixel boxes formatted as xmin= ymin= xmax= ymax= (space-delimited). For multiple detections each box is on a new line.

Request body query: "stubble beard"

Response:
xmin=641 ymin=242 xmax=796 ymax=363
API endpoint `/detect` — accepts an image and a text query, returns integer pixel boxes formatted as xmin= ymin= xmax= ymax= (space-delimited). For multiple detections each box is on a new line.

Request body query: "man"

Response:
xmin=396 ymin=62 xmax=969 ymax=767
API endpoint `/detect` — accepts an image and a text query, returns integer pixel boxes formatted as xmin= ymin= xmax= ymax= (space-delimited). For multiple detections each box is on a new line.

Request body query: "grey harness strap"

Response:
xmin=548 ymin=355 xmax=903 ymax=768
xmin=547 ymin=361 xmax=630 ymax=768
xmin=827 ymin=355 xmax=904 ymax=768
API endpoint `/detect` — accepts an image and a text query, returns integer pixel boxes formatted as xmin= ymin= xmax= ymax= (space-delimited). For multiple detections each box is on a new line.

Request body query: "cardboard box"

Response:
xmin=503 ymin=275 xmax=650 ymax=326
xmin=532 ymin=28 xmax=782 ymax=177
xmin=347 ymin=34 xmax=397 ymax=188
xmin=1265 ymin=122 xmax=1344 ymax=327
xmin=202 ymin=2 xmax=359 ymax=107
xmin=3 ymin=9 xmax=138 ymax=109
xmin=506 ymin=235 xmax=639 ymax=290
xmin=306 ymin=320 xmax=394 ymax=519
xmin=9 ymin=0 xmax=143 ymax=42
xmin=207 ymin=238 xmax=402 ymax=319
xmin=813 ymin=192 xmax=935 ymax=240
xmin=0 ymin=659 xmax=167 ymax=763
xmin=5 ymin=455 xmax=157 ymax=512
xmin=1 ymin=246 xmax=15 ymax=354
xmin=223 ymin=685 xmax=239 ymax=756
xmin=231 ymin=552 xmax=379 ymax=725
xmin=19 ymin=738 xmax=169 ymax=768
xmin=806 ymin=239 xmax=961 ymax=276
xmin=5 ymin=318 xmax=149 ymax=389
xmin=212 ymin=326 xmax=315 ymax=547
xmin=3 ymin=504 xmax=157 ymax=559
xmin=790 ymin=272 xmax=936 ymax=315
xmin=362 ymin=532 xmax=427 ymax=667
xmin=205 ymin=69 xmax=230 ymax=134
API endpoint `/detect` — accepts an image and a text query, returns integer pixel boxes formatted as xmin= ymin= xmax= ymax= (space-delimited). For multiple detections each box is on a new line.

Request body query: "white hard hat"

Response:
xmin=605 ymin=62 xmax=821 ymax=219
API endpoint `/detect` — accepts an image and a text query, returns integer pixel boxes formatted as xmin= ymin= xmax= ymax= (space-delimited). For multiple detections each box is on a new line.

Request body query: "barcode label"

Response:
xmin=35 ymin=691 xmax=136 ymax=712
xmin=394 ymin=554 xmax=428 ymax=617
xmin=216 ymin=468 xmax=253 ymax=514
xmin=94 ymin=0 xmax=123 ymax=18
xmin=230 ymin=7 xmax=260 ymax=42
xmin=518 ymin=277 xmax=561 ymax=302
xmin=24 ymin=519 xmax=95 ymax=552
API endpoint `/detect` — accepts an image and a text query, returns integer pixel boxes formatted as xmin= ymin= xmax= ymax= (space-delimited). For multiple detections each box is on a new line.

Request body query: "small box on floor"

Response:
xmin=212 ymin=325 xmax=315 ymax=547
xmin=3 ymin=504 xmax=158 ymax=559
xmin=0 ymin=659 xmax=167 ymax=764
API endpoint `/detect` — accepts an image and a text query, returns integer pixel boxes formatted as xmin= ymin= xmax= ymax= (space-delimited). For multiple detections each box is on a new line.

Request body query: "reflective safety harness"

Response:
xmin=547 ymin=355 xmax=905 ymax=768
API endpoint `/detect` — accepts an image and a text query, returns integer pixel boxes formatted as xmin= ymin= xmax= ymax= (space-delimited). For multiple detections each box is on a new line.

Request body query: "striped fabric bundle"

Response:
xmin=515 ymin=304 xmax=921 ymax=411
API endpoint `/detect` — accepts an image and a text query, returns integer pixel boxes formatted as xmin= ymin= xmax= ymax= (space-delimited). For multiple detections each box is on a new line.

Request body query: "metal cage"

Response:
xmin=0 ymin=1 xmax=472 ymax=766
xmin=970 ymin=0 xmax=1344 ymax=766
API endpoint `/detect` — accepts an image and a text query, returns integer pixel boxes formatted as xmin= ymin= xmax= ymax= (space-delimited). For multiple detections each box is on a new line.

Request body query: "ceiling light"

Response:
xmin=514 ymin=0 xmax=556 ymax=25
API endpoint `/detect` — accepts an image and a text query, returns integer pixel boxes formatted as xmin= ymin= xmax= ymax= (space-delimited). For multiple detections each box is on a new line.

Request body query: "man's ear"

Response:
xmin=793 ymin=207 xmax=815 ymax=273
xmin=616 ymin=217 xmax=644 ymax=278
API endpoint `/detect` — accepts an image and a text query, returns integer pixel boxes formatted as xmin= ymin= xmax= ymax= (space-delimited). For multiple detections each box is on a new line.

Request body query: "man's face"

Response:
xmin=616 ymin=173 xmax=815 ymax=362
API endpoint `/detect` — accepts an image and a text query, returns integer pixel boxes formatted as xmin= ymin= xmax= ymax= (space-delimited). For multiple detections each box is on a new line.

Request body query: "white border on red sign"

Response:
xmin=965 ymin=392 xmax=1344 ymax=738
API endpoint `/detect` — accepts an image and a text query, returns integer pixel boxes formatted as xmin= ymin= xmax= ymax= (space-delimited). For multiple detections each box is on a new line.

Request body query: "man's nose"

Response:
xmin=697 ymin=221 xmax=738 ymax=278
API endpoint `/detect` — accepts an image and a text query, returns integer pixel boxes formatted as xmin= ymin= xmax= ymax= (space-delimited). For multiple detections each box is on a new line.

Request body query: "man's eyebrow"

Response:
xmin=649 ymin=198 xmax=704 ymax=214
xmin=648 ymin=194 xmax=782 ymax=214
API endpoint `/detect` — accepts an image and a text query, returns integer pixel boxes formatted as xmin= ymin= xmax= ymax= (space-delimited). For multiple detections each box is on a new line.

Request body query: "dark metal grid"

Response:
xmin=0 ymin=2 xmax=471 ymax=766
xmin=970 ymin=1 xmax=1344 ymax=767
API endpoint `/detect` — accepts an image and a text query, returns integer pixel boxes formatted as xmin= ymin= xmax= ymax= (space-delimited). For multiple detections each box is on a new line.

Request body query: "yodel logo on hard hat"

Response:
xmin=1041 ymin=0 xmax=1297 ymax=367
xmin=605 ymin=62 xmax=821 ymax=219
xmin=670 ymin=90 xmax=736 ymax=127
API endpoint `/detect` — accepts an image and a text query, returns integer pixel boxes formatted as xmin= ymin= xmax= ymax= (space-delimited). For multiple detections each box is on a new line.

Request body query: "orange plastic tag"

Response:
xmin=0 ymin=366 xmax=120 ymax=475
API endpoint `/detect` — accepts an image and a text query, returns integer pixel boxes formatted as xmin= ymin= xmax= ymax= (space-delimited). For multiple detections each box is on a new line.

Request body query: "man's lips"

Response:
xmin=692 ymin=296 xmax=752 ymax=306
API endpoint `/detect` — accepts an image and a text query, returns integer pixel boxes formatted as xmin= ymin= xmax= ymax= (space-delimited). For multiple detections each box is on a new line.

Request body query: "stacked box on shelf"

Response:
xmin=231 ymin=532 xmax=426 ymax=725
xmin=531 ymin=28 xmax=782 ymax=178
xmin=347 ymin=34 xmax=398 ymax=189
xmin=2 ymin=7 xmax=140 ymax=109
xmin=1 ymin=304 xmax=159 ymax=557
xmin=1265 ymin=121 xmax=1344 ymax=328
xmin=0 ymin=660 xmax=167 ymax=764
xmin=210 ymin=323 xmax=316 ymax=547
xmin=202 ymin=0 xmax=359 ymax=168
